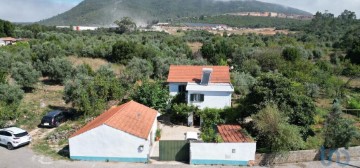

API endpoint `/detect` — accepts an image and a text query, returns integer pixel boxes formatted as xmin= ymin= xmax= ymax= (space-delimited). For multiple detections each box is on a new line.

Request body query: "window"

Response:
xmin=178 ymin=85 xmax=186 ymax=93
xmin=2 ymin=131 xmax=12 ymax=137
xmin=190 ymin=94 xmax=204 ymax=102
xmin=14 ymin=132 xmax=28 ymax=138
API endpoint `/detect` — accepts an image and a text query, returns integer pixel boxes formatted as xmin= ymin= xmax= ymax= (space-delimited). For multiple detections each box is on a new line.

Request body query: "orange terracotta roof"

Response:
xmin=167 ymin=65 xmax=231 ymax=83
xmin=70 ymin=101 xmax=157 ymax=140
xmin=0 ymin=37 xmax=16 ymax=41
xmin=217 ymin=124 xmax=253 ymax=143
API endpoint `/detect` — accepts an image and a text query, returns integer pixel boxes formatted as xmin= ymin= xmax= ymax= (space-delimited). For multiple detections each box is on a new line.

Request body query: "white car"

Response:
xmin=0 ymin=127 xmax=31 ymax=150
xmin=185 ymin=131 xmax=199 ymax=141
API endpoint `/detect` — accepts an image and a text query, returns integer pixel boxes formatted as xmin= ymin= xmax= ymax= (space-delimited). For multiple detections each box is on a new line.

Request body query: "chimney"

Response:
xmin=201 ymin=68 xmax=213 ymax=85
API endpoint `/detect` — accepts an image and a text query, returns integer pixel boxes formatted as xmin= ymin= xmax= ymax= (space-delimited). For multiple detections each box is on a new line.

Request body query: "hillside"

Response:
xmin=39 ymin=0 xmax=312 ymax=26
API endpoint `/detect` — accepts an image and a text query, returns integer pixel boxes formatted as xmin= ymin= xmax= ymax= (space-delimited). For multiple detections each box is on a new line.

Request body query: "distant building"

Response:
xmin=157 ymin=23 xmax=170 ymax=26
xmin=0 ymin=37 xmax=17 ymax=45
xmin=73 ymin=26 xmax=98 ymax=31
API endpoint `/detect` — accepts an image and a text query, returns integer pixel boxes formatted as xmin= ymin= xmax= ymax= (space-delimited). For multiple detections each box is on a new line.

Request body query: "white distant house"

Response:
xmin=69 ymin=100 xmax=158 ymax=163
xmin=0 ymin=37 xmax=16 ymax=45
xmin=72 ymin=26 xmax=98 ymax=31
xmin=167 ymin=65 xmax=234 ymax=125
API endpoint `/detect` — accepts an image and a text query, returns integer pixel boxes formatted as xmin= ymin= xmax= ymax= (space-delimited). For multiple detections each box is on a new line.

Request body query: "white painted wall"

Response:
xmin=149 ymin=117 xmax=157 ymax=146
xmin=187 ymin=91 xmax=232 ymax=109
xmin=73 ymin=26 xmax=98 ymax=31
xmin=69 ymin=124 xmax=151 ymax=160
xmin=169 ymin=83 xmax=186 ymax=96
xmin=190 ymin=143 xmax=256 ymax=163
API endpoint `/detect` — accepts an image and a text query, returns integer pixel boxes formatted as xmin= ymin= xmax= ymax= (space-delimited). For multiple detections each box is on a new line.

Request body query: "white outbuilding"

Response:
xmin=69 ymin=100 xmax=158 ymax=163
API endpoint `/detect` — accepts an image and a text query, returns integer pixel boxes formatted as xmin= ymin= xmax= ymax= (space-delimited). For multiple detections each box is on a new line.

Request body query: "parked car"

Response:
xmin=40 ymin=110 xmax=65 ymax=127
xmin=185 ymin=131 xmax=199 ymax=141
xmin=0 ymin=127 xmax=31 ymax=150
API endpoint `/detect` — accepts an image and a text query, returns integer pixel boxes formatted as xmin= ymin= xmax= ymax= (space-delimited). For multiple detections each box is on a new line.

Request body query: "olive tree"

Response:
xmin=11 ymin=62 xmax=40 ymax=89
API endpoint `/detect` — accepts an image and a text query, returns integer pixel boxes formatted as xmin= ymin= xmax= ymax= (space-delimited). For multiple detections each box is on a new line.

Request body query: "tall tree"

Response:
xmin=252 ymin=104 xmax=305 ymax=152
xmin=114 ymin=17 xmax=137 ymax=34
xmin=131 ymin=80 xmax=169 ymax=113
xmin=11 ymin=62 xmax=40 ymax=90
xmin=323 ymin=102 xmax=358 ymax=149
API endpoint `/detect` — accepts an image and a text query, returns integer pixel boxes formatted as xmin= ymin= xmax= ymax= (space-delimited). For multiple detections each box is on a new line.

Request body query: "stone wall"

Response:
xmin=255 ymin=146 xmax=360 ymax=166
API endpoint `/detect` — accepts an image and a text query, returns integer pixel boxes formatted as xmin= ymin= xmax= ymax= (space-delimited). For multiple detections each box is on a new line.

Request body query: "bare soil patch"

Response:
xmin=67 ymin=56 xmax=123 ymax=75
xmin=187 ymin=42 xmax=203 ymax=53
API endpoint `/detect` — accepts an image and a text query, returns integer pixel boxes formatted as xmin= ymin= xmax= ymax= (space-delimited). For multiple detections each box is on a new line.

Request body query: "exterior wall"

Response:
xmin=69 ymin=125 xmax=151 ymax=163
xmin=256 ymin=146 xmax=360 ymax=166
xmin=168 ymin=83 xmax=186 ymax=96
xmin=149 ymin=117 xmax=157 ymax=145
xmin=190 ymin=142 xmax=257 ymax=166
xmin=187 ymin=91 xmax=232 ymax=109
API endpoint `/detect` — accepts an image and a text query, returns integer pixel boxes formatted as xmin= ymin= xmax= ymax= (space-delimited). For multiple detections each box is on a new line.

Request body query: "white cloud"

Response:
xmin=0 ymin=0 xmax=81 ymax=22
xmin=258 ymin=0 xmax=360 ymax=16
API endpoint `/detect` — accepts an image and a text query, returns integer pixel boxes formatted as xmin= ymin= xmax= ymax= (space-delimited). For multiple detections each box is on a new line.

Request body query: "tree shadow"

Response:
xmin=41 ymin=78 xmax=61 ymax=86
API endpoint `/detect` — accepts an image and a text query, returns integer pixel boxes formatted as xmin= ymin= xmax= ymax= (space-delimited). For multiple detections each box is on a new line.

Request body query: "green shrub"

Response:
xmin=131 ymin=80 xmax=169 ymax=113
xmin=47 ymin=57 xmax=73 ymax=83
xmin=305 ymin=135 xmax=324 ymax=149
xmin=171 ymin=103 xmax=197 ymax=124
xmin=347 ymin=98 xmax=360 ymax=109
xmin=11 ymin=62 xmax=40 ymax=89
xmin=156 ymin=129 xmax=161 ymax=138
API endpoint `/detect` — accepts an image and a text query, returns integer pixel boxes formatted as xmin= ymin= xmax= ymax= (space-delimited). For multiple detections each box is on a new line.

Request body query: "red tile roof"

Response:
xmin=167 ymin=65 xmax=231 ymax=83
xmin=70 ymin=101 xmax=157 ymax=140
xmin=217 ymin=124 xmax=253 ymax=143
xmin=0 ymin=37 xmax=16 ymax=41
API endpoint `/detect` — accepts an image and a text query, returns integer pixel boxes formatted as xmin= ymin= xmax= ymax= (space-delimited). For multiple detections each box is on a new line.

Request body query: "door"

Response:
xmin=0 ymin=131 xmax=4 ymax=145
xmin=159 ymin=140 xmax=189 ymax=162
xmin=0 ymin=131 xmax=11 ymax=145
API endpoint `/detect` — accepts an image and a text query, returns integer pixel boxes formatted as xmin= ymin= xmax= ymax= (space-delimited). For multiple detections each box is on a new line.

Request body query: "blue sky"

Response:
xmin=0 ymin=0 xmax=359 ymax=22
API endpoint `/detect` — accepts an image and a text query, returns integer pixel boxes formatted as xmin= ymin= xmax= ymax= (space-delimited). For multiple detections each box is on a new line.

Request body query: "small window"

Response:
xmin=178 ymin=85 xmax=186 ymax=93
xmin=3 ymin=132 xmax=12 ymax=137
xmin=14 ymin=132 xmax=28 ymax=138
xmin=190 ymin=94 xmax=204 ymax=102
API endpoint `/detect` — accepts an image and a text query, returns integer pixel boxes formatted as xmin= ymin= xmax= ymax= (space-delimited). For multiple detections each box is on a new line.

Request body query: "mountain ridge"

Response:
xmin=39 ymin=0 xmax=312 ymax=26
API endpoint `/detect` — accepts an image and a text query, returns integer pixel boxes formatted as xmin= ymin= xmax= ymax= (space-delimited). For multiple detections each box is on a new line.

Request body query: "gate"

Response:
xmin=159 ymin=140 xmax=189 ymax=162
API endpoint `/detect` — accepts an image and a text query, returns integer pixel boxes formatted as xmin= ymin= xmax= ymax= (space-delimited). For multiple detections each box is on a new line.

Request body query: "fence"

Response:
xmin=190 ymin=142 xmax=257 ymax=166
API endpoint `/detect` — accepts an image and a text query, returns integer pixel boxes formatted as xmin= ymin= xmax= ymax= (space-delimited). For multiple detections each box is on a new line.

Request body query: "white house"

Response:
xmin=167 ymin=65 xmax=234 ymax=125
xmin=69 ymin=100 xmax=158 ymax=163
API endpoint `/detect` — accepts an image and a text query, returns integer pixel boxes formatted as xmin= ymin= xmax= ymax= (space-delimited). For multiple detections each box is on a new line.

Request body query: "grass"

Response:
xmin=33 ymin=140 xmax=70 ymax=160
xmin=67 ymin=56 xmax=124 ymax=76
xmin=16 ymin=82 xmax=67 ymax=130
